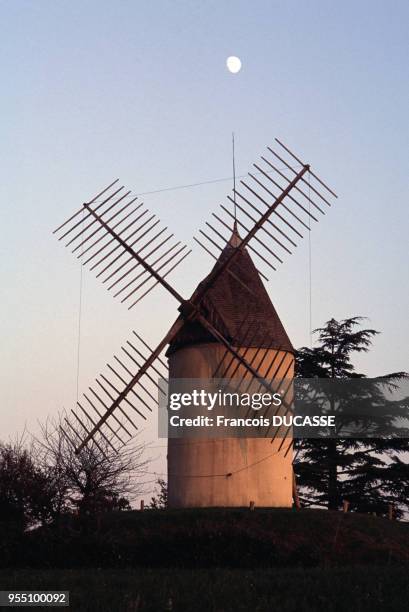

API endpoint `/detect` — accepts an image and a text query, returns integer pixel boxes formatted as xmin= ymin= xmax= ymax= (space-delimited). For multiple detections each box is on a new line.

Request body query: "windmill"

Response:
xmin=53 ymin=138 xmax=337 ymax=507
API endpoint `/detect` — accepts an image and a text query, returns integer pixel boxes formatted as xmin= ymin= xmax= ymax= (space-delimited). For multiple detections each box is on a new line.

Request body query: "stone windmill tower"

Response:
xmin=52 ymin=138 xmax=336 ymax=508
xmin=167 ymin=226 xmax=295 ymax=507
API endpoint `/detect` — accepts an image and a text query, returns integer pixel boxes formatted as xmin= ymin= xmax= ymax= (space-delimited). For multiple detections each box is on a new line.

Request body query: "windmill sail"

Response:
xmin=195 ymin=139 xmax=337 ymax=281
xmin=55 ymin=139 xmax=337 ymax=453
xmin=67 ymin=331 xmax=168 ymax=453
xmin=54 ymin=181 xmax=191 ymax=308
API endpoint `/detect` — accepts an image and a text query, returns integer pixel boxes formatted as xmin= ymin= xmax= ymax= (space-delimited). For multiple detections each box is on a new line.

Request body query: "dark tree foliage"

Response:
xmin=147 ymin=478 xmax=168 ymax=509
xmin=0 ymin=416 xmax=149 ymax=538
xmin=0 ymin=437 xmax=52 ymax=531
xmin=34 ymin=415 xmax=148 ymax=521
xmin=295 ymin=317 xmax=409 ymax=516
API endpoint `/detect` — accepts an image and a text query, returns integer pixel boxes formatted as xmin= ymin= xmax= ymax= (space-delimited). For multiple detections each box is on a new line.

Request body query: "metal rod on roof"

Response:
xmin=232 ymin=132 xmax=237 ymax=224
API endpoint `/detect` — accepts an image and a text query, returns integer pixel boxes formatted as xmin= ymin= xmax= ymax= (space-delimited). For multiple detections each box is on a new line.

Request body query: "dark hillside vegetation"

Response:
xmin=2 ymin=508 xmax=408 ymax=569
xmin=0 ymin=566 xmax=408 ymax=612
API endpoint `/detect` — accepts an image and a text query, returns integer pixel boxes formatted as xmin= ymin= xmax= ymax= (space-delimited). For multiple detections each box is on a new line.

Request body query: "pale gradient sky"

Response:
xmin=1 ymin=1 xmax=408 ymax=486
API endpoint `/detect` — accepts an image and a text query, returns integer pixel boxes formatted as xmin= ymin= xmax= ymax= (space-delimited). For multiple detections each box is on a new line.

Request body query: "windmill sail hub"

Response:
xmin=168 ymin=227 xmax=293 ymax=356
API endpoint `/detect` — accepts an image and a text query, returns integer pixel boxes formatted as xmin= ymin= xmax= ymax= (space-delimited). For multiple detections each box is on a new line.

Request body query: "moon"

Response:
xmin=226 ymin=56 xmax=242 ymax=74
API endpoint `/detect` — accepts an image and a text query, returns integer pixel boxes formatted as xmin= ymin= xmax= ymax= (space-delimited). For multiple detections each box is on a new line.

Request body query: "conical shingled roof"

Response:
xmin=167 ymin=226 xmax=293 ymax=355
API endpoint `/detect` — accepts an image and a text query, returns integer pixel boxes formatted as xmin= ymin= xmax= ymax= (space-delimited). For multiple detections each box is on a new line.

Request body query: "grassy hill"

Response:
xmin=2 ymin=509 xmax=409 ymax=610
xmin=12 ymin=507 xmax=409 ymax=569
xmin=1 ymin=566 xmax=408 ymax=612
